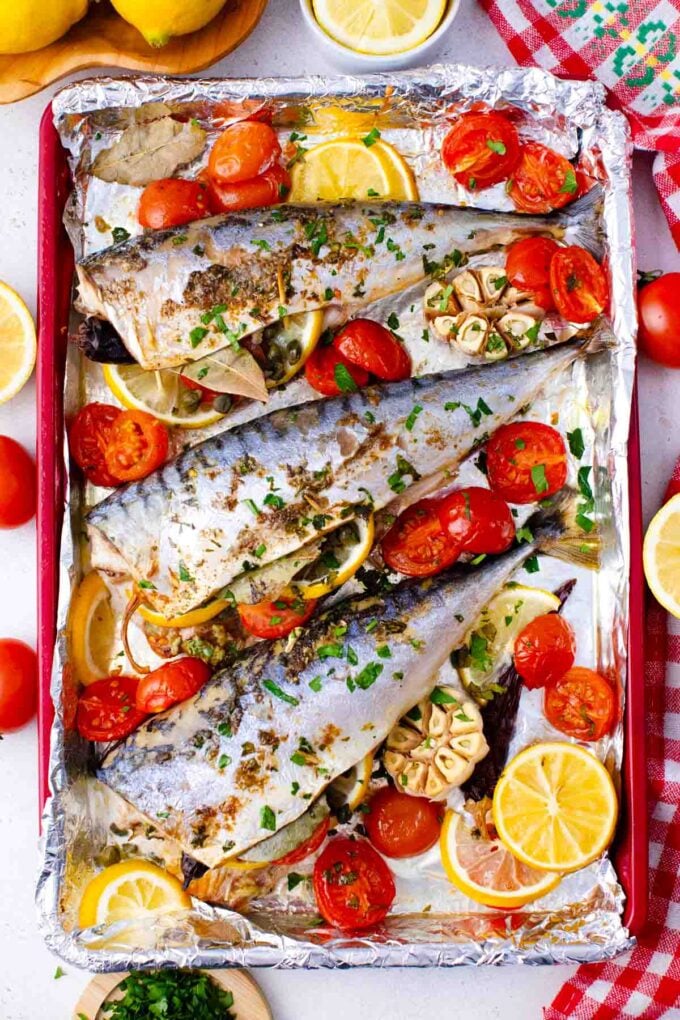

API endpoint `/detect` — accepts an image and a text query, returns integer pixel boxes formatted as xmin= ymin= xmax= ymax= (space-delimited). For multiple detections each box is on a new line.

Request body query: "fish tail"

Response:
xmin=572 ymin=317 xmax=617 ymax=358
xmin=527 ymin=488 xmax=601 ymax=569
xmin=556 ymin=185 xmax=604 ymax=258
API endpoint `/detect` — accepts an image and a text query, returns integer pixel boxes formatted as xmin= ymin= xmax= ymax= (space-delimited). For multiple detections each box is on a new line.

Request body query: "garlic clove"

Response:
xmin=424 ymin=281 xmax=459 ymax=319
xmin=483 ymin=331 xmax=509 ymax=360
xmin=452 ymin=270 xmax=484 ymax=311
xmin=450 ymin=731 xmax=489 ymax=761
xmin=477 ymin=266 xmax=508 ymax=303
xmin=434 ymin=746 xmax=475 ymax=786
xmin=386 ymin=723 xmax=423 ymax=753
xmin=433 ymin=314 xmax=461 ymax=340
xmin=455 ymin=314 xmax=488 ymax=354
xmin=497 ymin=312 xmax=540 ymax=350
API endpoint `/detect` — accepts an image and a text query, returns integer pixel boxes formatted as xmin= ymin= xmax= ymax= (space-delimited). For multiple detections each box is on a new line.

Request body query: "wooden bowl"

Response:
xmin=0 ymin=0 xmax=269 ymax=105
xmin=73 ymin=968 xmax=272 ymax=1020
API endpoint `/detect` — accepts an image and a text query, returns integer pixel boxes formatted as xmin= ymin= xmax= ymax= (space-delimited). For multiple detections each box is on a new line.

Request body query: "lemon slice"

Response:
xmin=492 ymin=742 xmax=618 ymax=874
xmin=0 ymin=280 xmax=36 ymax=405
xmin=291 ymin=514 xmax=375 ymax=600
xmin=264 ymin=310 xmax=325 ymax=387
xmin=440 ymin=809 xmax=561 ymax=908
xmin=68 ymin=571 xmax=117 ymax=686
xmin=289 ymin=137 xmax=418 ymax=203
xmin=455 ymin=584 xmax=561 ymax=700
xmin=78 ymin=860 xmax=191 ymax=928
xmin=136 ymin=595 xmax=231 ymax=630
xmin=311 ymin=0 xmax=447 ymax=55
xmin=643 ymin=493 xmax=680 ymax=618
xmin=102 ymin=363 xmax=224 ymax=429
xmin=327 ymin=752 xmax=374 ymax=815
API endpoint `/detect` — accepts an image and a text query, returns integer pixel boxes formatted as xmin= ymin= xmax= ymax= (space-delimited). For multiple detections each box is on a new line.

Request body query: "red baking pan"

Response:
xmin=35 ymin=100 xmax=649 ymax=937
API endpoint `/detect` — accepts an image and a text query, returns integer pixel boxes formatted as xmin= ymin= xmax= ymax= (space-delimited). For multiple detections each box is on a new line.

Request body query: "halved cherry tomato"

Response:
xmin=381 ymin=499 xmax=462 ymax=577
xmin=275 ymin=817 xmax=331 ymax=866
xmin=437 ymin=486 xmax=515 ymax=555
xmin=544 ymin=667 xmax=616 ymax=741
xmin=505 ymin=236 xmax=560 ymax=310
xmin=486 ymin=421 xmax=567 ymax=504
xmin=304 ymin=344 xmax=370 ymax=397
xmin=207 ymin=164 xmax=291 ymax=213
xmin=550 ymin=246 xmax=609 ymax=324
xmin=364 ymin=785 xmax=442 ymax=859
xmin=0 ymin=436 xmax=36 ymax=529
xmin=507 ymin=142 xmax=577 ymax=214
xmin=637 ymin=273 xmax=680 ymax=367
xmin=69 ymin=403 xmax=122 ymax=488
xmin=333 ymin=319 xmax=411 ymax=382
xmin=513 ymin=613 xmax=576 ymax=690
xmin=313 ymin=836 xmax=395 ymax=930
xmin=76 ymin=675 xmax=148 ymax=742
xmin=103 ymin=409 xmax=169 ymax=483
xmin=442 ymin=112 xmax=521 ymax=190
xmin=138 ymin=178 xmax=210 ymax=230
xmin=238 ymin=595 xmax=319 ymax=640
xmin=135 ymin=656 xmax=212 ymax=714
xmin=208 ymin=121 xmax=281 ymax=184
xmin=0 ymin=639 xmax=37 ymax=732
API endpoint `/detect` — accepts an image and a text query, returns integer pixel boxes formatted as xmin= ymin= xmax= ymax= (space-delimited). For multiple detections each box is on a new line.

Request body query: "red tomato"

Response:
xmin=275 ymin=817 xmax=331 ymax=866
xmin=513 ymin=613 xmax=576 ymax=690
xmin=507 ymin=143 xmax=577 ymax=214
xmin=69 ymin=403 xmax=121 ymax=488
xmin=505 ymin=236 xmax=560 ymax=310
xmin=550 ymin=247 xmax=609 ymax=324
xmin=135 ymin=657 xmax=212 ymax=714
xmin=637 ymin=273 xmax=680 ymax=367
xmin=138 ymin=178 xmax=210 ymax=230
xmin=544 ymin=667 xmax=616 ymax=741
xmin=76 ymin=675 xmax=148 ymax=742
xmin=333 ymin=319 xmax=412 ymax=382
xmin=313 ymin=836 xmax=395 ymax=930
xmin=364 ymin=785 xmax=442 ymax=858
xmin=0 ymin=436 xmax=36 ymax=528
xmin=437 ymin=486 xmax=515 ymax=555
xmin=103 ymin=409 xmax=169 ymax=483
xmin=238 ymin=595 xmax=319 ymax=640
xmin=442 ymin=112 xmax=521 ymax=190
xmin=207 ymin=164 xmax=291 ymax=213
xmin=304 ymin=344 xmax=370 ymax=397
xmin=486 ymin=421 xmax=568 ymax=504
xmin=208 ymin=121 xmax=281 ymax=184
xmin=381 ymin=499 xmax=462 ymax=577
xmin=0 ymin=639 xmax=37 ymax=732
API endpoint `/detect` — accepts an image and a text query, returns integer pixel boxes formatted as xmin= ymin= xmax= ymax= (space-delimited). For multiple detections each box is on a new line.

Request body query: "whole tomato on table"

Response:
xmin=637 ymin=272 xmax=680 ymax=367
xmin=0 ymin=638 xmax=37 ymax=732
xmin=0 ymin=435 xmax=36 ymax=528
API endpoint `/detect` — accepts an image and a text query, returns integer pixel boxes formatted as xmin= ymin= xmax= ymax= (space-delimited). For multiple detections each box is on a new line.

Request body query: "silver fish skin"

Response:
xmin=98 ymin=510 xmax=567 ymax=869
xmin=75 ymin=199 xmax=597 ymax=371
xmin=87 ymin=341 xmax=583 ymax=618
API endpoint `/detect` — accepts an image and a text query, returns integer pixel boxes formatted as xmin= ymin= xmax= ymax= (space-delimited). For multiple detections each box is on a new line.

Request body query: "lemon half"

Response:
xmin=68 ymin=571 xmax=117 ymax=686
xmin=0 ymin=281 xmax=36 ymax=404
xmin=643 ymin=493 xmax=680 ymax=618
xmin=79 ymin=860 xmax=191 ymax=928
xmin=290 ymin=137 xmax=418 ymax=203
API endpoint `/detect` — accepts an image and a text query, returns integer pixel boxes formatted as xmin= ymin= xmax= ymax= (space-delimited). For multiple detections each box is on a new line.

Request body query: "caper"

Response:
xmin=95 ymin=844 xmax=121 ymax=867
xmin=212 ymin=394 xmax=233 ymax=414
xmin=286 ymin=339 xmax=302 ymax=364
xmin=180 ymin=387 xmax=202 ymax=413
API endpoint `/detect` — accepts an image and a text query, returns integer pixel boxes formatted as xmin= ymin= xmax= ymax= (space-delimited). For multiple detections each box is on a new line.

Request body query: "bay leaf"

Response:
xmin=181 ymin=346 xmax=269 ymax=403
xmin=92 ymin=117 xmax=206 ymax=187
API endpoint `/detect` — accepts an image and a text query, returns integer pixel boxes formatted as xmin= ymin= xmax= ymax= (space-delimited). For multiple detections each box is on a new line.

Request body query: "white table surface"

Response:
xmin=0 ymin=1 xmax=677 ymax=1017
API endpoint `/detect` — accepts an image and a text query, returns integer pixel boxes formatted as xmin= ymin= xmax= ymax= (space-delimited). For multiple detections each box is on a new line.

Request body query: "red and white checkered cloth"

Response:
xmin=544 ymin=461 xmax=680 ymax=1018
xmin=480 ymin=0 xmax=680 ymax=247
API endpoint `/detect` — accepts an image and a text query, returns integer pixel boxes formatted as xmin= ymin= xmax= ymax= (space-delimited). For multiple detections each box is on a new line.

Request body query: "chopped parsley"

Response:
xmin=251 ymin=238 xmax=271 ymax=251
xmin=354 ymin=662 xmax=383 ymax=690
xmin=263 ymin=678 xmax=299 ymax=706
xmin=189 ymin=326 xmax=208 ymax=348
xmin=524 ymin=554 xmax=540 ymax=574
xmin=443 ymin=397 xmax=493 ymax=427
xmin=318 ymin=643 xmax=344 ymax=660
xmin=111 ymin=226 xmax=130 ymax=244
xmin=178 ymin=561 xmax=193 ymax=583
xmin=487 ymin=138 xmax=506 ymax=155
xmin=288 ymin=872 xmax=305 ymax=891
xmin=260 ymin=806 xmax=276 ymax=831
xmin=264 ymin=492 xmax=285 ymax=510
xmin=243 ymin=498 xmax=261 ymax=517
xmin=531 ymin=463 xmax=550 ymax=494
xmin=324 ymin=287 xmax=335 ymax=301
xmin=334 ymin=362 xmax=359 ymax=393
xmin=559 ymin=168 xmax=578 ymax=194
xmin=387 ymin=312 xmax=400 ymax=331
xmin=387 ymin=454 xmax=421 ymax=494
xmin=138 ymin=579 xmax=156 ymax=591
xmin=304 ymin=218 xmax=328 ymax=257
xmin=218 ymin=754 xmax=231 ymax=769
xmin=362 ymin=127 xmax=381 ymax=147
xmin=405 ymin=404 xmax=423 ymax=432
xmin=430 ymin=687 xmax=457 ymax=705
xmin=568 ymin=427 xmax=585 ymax=459
xmin=97 ymin=971 xmax=235 ymax=1019
xmin=309 ymin=676 xmax=323 ymax=692
xmin=376 ymin=644 xmax=391 ymax=659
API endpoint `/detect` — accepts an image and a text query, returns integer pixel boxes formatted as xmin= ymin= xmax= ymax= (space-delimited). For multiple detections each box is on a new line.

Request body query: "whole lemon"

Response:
xmin=0 ymin=0 xmax=88 ymax=54
xmin=110 ymin=0 xmax=229 ymax=47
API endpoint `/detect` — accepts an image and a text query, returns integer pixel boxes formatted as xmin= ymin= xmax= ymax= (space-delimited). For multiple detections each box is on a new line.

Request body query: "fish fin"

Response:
xmin=556 ymin=185 xmax=605 ymax=258
xmin=572 ymin=317 xmax=617 ymax=357
xmin=527 ymin=488 xmax=601 ymax=570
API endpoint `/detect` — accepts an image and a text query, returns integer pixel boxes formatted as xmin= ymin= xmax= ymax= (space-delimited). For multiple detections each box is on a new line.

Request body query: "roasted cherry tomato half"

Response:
xmin=274 ymin=817 xmax=331 ymax=866
xmin=304 ymin=344 xmax=370 ymax=397
xmin=238 ymin=594 xmax=319 ymax=640
xmin=513 ymin=612 xmax=576 ymax=690
xmin=382 ymin=498 xmax=462 ymax=578
xmin=135 ymin=656 xmax=212 ymax=714
xmin=550 ymin=247 xmax=608 ymax=324
xmin=207 ymin=163 xmax=291 ymax=213
xmin=313 ymin=836 xmax=396 ymax=931
xmin=507 ymin=142 xmax=577 ymax=214
xmin=0 ymin=638 xmax=37 ymax=732
xmin=544 ymin=667 xmax=616 ymax=741
xmin=364 ymin=785 xmax=442 ymax=859
xmin=69 ymin=403 xmax=122 ymax=488
xmin=505 ymin=236 xmax=560 ymax=310
xmin=486 ymin=421 xmax=568 ymax=504
xmin=138 ymin=178 xmax=210 ymax=230
xmin=208 ymin=120 xmax=281 ymax=184
xmin=441 ymin=111 xmax=521 ymax=190
xmin=103 ymin=409 xmax=169 ymax=483
xmin=333 ymin=319 xmax=412 ymax=382
xmin=437 ymin=486 xmax=515 ymax=555
xmin=0 ymin=436 xmax=36 ymax=529
xmin=76 ymin=675 xmax=148 ymax=742
xmin=637 ymin=273 xmax=680 ymax=367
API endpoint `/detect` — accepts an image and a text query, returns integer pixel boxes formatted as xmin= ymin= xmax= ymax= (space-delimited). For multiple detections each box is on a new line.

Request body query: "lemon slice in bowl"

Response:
xmin=78 ymin=860 xmax=191 ymax=928
xmin=289 ymin=137 xmax=418 ymax=202
xmin=102 ymin=363 xmax=224 ymax=429
xmin=68 ymin=571 xmax=117 ymax=686
xmin=643 ymin=493 xmax=680 ymax=618
xmin=0 ymin=280 xmax=36 ymax=405
xmin=327 ymin=751 xmax=374 ymax=815
xmin=311 ymin=0 xmax=447 ymax=56
xmin=291 ymin=514 xmax=375 ymax=600
xmin=492 ymin=742 xmax=618 ymax=874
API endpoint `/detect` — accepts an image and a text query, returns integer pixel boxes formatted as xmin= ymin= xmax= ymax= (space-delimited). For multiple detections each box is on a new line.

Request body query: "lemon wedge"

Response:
xmin=264 ymin=310 xmax=325 ymax=387
xmin=136 ymin=595 xmax=231 ymax=630
xmin=289 ymin=136 xmax=418 ymax=203
xmin=68 ymin=571 xmax=117 ymax=686
xmin=102 ymin=363 xmax=224 ymax=429
xmin=643 ymin=493 xmax=680 ymax=618
xmin=327 ymin=752 xmax=374 ymax=815
xmin=78 ymin=860 xmax=191 ymax=928
xmin=311 ymin=0 xmax=447 ymax=55
xmin=0 ymin=281 xmax=36 ymax=405
xmin=292 ymin=514 xmax=375 ymax=600
xmin=492 ymin=742 xmax=618 ymax=874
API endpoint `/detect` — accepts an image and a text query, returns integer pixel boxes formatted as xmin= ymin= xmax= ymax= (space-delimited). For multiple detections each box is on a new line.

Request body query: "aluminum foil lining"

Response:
xmin=38 ymin=64 xmax=637 ymax=971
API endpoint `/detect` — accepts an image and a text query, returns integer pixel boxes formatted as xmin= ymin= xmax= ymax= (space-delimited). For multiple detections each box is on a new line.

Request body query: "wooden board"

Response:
xmin=0 ymin=0 xmax=269 ymax=105
xmin=73 ymin=967 xmax=272 ymax=1020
